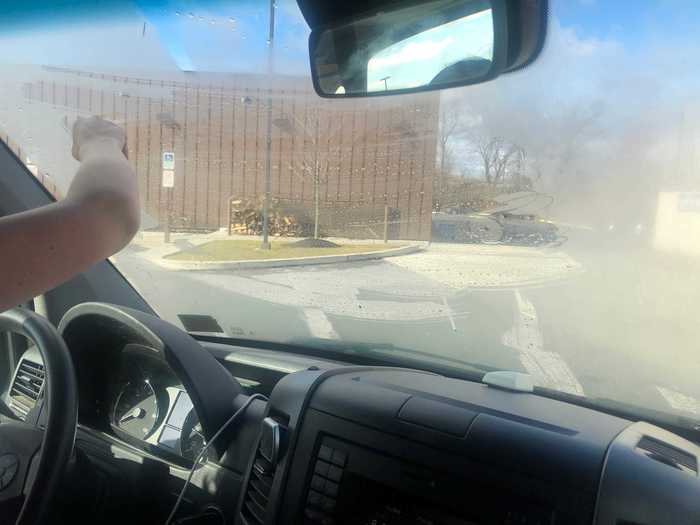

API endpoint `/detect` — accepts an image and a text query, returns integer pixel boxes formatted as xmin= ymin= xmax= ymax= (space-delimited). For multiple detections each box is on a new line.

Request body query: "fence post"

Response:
xmin=383 ymin=204 xmax=389 ymax=243
xmin=164 ymin=188 xmax=171 ymax=244
xmin=228 ymin=197 xmax=233 ymax=236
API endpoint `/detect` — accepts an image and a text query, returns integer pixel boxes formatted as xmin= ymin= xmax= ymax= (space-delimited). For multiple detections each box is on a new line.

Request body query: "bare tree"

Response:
xmin=276 ymin=105 xmax=365 ymax=239
xmin=456 ymin=86 xmax=605 ymax=196
xmin=480 ymin=101 xmax=603 ymax=191
xmin=471 ymin=135 xmax=525 ymax=187
xmin=276 ymin=107 xmax=329 ymax=239
xmin=436 ymin=105 xmax=469 ymax=194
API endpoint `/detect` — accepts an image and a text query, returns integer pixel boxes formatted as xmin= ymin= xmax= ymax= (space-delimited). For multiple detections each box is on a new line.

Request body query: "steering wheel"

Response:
xmin=0 ymin=308 xmax=78 ymax=525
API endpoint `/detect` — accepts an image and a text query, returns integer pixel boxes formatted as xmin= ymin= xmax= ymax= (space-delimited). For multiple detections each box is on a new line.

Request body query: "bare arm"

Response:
xmin=0 ymin=117 xmax=139 ymax=312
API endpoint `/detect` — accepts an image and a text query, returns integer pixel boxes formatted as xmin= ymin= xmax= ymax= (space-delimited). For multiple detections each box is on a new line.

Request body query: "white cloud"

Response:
xmin=368 ymin=37 xmax=455 ymax=71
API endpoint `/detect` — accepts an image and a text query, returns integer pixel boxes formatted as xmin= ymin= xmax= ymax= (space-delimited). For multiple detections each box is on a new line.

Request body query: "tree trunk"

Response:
xmin=441 ymin=144 xmax=446 ymax=180
xmin=314 ymin=165 xmax=320 ymax=239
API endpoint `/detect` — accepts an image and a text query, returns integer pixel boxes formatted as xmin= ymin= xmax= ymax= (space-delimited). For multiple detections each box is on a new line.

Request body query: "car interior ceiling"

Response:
xmin=0 ymin=1 xmax=700 ymax=525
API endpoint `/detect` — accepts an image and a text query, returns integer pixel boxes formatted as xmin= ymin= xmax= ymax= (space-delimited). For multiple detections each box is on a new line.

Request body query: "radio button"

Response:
xmin=307 ymin=490 xmax=323 ymax=507
xmin=314 ymin=460 xmax=331 ymax=477
xmin=330 ymin=450 xmax=347 ymax=467
xmin=318 ymin=445 xmax=333 ymax=462
xmin=327 ymin=465 xmax=343 ymax=482
xmin=311 ymin=475 xmax=326 ymax=492
xmin=323 ymin=480 xmax=339 ymax=498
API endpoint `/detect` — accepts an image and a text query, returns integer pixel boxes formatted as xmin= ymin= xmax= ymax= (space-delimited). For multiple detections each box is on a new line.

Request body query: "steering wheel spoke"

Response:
xmin=0 ymin=422 xmax=42 ymax=516
xmin=0 ymin=308 xmax=78 ymax=525
xmin=22 ymin=400 xmax=47 ymax=431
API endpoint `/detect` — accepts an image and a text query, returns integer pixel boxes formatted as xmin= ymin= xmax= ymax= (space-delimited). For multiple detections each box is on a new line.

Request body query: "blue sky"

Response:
xmin=0 ymin=0 xmax=699 ymax=82
xmin=0 ymin=0 xmax=698 ymax=124
xmin=0 ymin=0 xmax=311 ymax=75
xmin=135 ymin=0 xmax=311 ymax=74
xmin=555 ymin=0 xmax=700 ymax=51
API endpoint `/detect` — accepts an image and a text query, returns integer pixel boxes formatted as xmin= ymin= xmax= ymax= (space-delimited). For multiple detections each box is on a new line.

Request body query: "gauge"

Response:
xmin=113 ymin=379 xmax=160 ymax=440
xmin=179 ymin=409 xmax=207 ymax=462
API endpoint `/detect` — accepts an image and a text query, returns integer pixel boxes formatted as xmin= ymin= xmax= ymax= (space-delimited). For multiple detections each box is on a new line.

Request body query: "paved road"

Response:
xmin=113 ymin=232 xmax=700 ymax=426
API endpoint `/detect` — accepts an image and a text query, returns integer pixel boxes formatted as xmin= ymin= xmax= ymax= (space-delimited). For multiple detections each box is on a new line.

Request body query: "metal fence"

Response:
xmin=21 ymin=67 xmax=440 ymax=240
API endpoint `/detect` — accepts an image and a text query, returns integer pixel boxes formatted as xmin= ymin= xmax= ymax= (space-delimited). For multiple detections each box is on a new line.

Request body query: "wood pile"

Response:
xmin=228 ymin=197 xmax=313 ymax=237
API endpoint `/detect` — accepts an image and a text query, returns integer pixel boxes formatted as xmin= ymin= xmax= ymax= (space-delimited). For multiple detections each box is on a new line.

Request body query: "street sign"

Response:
xmin=162 ymin=151 xmax=175 ymax=170
xmin=162 ymin=169 xmax=175 ymax=188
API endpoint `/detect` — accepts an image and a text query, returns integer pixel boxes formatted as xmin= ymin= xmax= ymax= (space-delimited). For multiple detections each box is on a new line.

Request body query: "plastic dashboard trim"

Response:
xmin=234 ymin=365 xmax=436 ymax=525
xmin=58 ymin=302 xmax=243 ymax=457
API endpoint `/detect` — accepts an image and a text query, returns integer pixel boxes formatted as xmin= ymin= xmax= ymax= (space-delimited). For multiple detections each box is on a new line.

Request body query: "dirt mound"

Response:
xmin=288 ymin=238 xmax=340 ymax=249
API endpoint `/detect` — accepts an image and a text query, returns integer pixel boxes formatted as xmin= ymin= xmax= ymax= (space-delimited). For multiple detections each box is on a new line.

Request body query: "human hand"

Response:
xmin=72 ymin=116 xmax=127 ymax=161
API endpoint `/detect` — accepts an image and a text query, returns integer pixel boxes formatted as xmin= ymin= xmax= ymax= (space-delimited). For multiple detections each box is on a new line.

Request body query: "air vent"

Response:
xmin=637 ymin=436 xmax=698 ymax=474
xmin=241 ymin=417 xmax=287 ymax=525
xmin=9 ymin=359 xmax=45 ymax=419
xmin=240 ymin=449 xmax=276 ymax=525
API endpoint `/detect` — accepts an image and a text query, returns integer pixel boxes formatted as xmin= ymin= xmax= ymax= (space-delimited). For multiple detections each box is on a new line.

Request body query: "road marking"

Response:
xmin=442 ymin=296 xmax=457 ymax=331
xmin=302 ymin=308 xmax=340 ymax=340
xmin=189 ymin=267 xmax=453 ymax=321
xmin=656 ymin=386 xmax=700 ymax=416
xmin=502 ymin=290 xmax=585 ymax=396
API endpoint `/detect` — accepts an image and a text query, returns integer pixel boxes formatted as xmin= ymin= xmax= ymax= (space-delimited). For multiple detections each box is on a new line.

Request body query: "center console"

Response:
xmin=302 ymin=435 xmax=554 ymax=525
xmin=235 ymin=367 xmax=700 ymax=525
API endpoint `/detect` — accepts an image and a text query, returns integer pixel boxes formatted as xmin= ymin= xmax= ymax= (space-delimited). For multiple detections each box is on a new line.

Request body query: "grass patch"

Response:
xmin=166 ymin=239 xmax=401 ymax=261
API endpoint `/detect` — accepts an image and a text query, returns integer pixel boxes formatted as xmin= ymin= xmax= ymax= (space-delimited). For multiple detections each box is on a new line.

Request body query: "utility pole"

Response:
xmin=313 ymin=114 xmax=321 ymax=239
xmin=260 ymin=0 xmax=275 ymax=250
xmin=164 ymin=190 xmax=171 ymax=243
xmin=314 ymin=168 xmax=320 ymax=239
xmin=383 ymin=204 xmax=389 ymax=243
xmin=380 ymin=76 xmax=391 ymax=91
xmin=439 ymin=143 xmax=446 ymax=198
xmin=161 ymin=151 xmax=175 ymax=243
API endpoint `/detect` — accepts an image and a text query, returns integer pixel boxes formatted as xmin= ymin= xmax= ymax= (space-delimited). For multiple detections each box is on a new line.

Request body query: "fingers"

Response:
xmin=71 ymin=116 xmax=83 ymax=161
xmin=71 ymin=116 xmax=128 ymax=161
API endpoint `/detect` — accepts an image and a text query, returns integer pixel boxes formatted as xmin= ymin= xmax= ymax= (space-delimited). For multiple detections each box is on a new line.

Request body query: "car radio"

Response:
xmin=303 ymin=437 xmax=554 ymax=525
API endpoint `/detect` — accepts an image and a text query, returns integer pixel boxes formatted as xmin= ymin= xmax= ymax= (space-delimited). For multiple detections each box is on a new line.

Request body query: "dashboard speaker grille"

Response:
xmin=637 ymin=435 xmax=698 ymax=474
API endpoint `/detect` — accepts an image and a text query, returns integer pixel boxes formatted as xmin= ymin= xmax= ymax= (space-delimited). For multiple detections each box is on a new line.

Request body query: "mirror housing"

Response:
xmin=303 ymin=0 xmax=547 ymax=98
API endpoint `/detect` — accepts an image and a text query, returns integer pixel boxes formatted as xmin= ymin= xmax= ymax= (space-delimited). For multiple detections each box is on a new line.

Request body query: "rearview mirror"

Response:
xmin=307 ymin=0 xmax=547 ymax=98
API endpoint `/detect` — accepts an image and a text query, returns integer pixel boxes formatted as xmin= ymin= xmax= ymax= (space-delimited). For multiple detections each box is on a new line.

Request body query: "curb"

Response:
xmin=155 ymin=244 xmax=423 ymax=271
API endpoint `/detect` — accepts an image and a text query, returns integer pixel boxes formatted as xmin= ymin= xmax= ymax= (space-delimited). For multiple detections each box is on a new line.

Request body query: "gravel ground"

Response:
xmin=387 ymin=242 xmax=583 ymax=289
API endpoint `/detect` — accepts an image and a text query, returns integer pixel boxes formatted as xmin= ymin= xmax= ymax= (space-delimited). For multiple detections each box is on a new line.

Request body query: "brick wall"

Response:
xmin=21 ymin=69 xmax=439 ymax=239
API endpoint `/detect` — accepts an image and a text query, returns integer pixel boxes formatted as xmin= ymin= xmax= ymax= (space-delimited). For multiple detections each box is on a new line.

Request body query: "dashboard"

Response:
xmin=110 ymin=345 xmax=205 ymax=462
xmin=248 ymin=369 xmax=700 ymax=525
xmin=5 ymin=343 xmax=207 ymax=465
xmin=4 ymin=302 xmax=700 ymax=525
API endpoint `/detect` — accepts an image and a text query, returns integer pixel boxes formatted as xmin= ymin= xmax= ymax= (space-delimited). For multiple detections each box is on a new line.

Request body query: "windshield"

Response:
xmin=3 ymin=0 xmax=700 ymax=428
